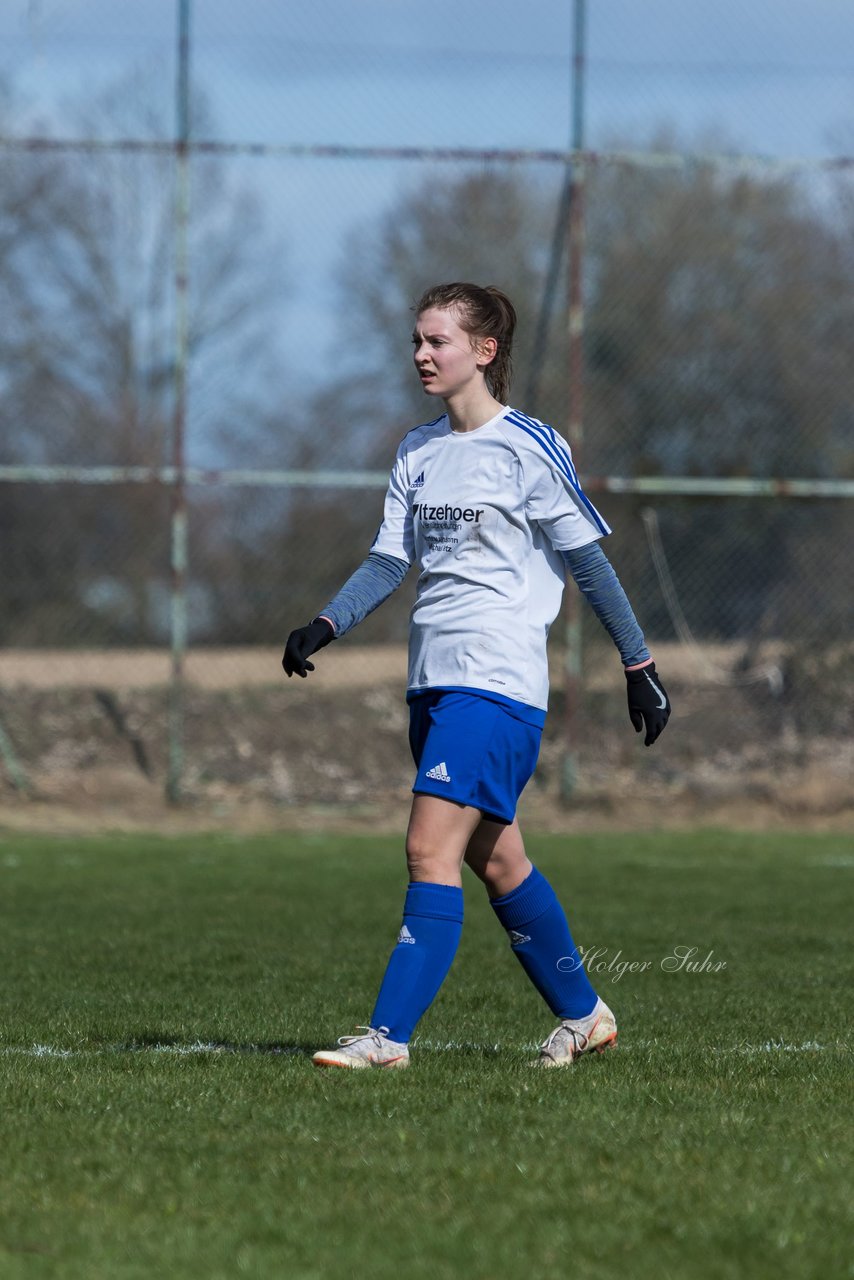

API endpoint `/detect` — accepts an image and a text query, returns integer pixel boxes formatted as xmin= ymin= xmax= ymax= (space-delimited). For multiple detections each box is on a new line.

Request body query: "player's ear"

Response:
xmin=475 ymin=335 xmax=498 ymax=368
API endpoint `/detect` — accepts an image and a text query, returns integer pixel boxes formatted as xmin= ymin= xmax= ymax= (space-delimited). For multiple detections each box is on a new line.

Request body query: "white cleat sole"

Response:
xmin=311 ymin=1051 xmax=409 ymax=1070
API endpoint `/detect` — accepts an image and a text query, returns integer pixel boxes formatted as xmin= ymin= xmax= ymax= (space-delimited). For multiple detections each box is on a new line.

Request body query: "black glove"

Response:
xmin=282 ymin=618 xmax=335 ymax=678
xmin=625 ymin=662 xmax=671 ymax=746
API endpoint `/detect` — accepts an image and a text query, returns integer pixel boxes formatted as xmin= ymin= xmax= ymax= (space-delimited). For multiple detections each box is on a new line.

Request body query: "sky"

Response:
xmin=4 ymin=0 xmax=853 ymax=153
xmin=2 ymin=0 xmax=853 ymax=402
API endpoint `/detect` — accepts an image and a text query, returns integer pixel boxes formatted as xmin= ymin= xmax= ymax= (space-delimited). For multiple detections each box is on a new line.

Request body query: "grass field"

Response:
xmin=0 ymin=829 xmax=851 ymax=1280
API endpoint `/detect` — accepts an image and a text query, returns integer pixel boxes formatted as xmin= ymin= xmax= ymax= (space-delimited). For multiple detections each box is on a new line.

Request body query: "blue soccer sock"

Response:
xmin=370 ymin=882 xmax=464 ymax=1044
xmin=490 ymin=865 xmax=598 ymax=1019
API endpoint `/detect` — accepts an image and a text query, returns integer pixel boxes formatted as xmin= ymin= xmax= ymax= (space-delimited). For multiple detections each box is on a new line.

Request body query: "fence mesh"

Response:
xmin=1 ymin=2 xmax=852 ymax=825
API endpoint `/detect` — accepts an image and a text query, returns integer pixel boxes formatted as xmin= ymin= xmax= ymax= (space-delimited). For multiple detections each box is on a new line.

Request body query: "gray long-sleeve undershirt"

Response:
xmin=319 ymin=552 xmax=409 ymax=635
xmin=560 ymin=543 xmax=649 ymax=667
xmin=319 ymin=542 xmax=649 ymax=669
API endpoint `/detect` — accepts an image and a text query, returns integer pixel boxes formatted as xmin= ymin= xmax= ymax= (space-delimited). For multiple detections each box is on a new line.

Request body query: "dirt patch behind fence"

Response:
xmin=0 ymin=645 xmax=851 ymax=836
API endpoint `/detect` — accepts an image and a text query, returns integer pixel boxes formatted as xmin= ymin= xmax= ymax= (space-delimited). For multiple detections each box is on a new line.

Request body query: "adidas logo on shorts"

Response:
xmin=425 ymin=761 xmax=451 ymax=782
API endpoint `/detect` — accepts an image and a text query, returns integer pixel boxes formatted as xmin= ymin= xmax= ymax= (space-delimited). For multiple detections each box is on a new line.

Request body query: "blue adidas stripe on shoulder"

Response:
xmin=401 ymin=412 xmax=447 ymax=442
xmin=507 ymin=409 xmax=579 ymax=482
xmin=506 ymin=409 xmax=609 ymax=535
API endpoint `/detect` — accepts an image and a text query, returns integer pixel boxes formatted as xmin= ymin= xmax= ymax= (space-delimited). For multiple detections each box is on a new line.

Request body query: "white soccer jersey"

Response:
xmin=371 ymin=406 xmax=611 ymax=711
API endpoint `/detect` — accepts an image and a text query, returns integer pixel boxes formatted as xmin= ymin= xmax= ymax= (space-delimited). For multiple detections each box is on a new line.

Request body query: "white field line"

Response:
xmin=417 ymin=1038 xmax=845 ymax=1054
xmin=0 ymin=1039 xmax=846 ymax=1059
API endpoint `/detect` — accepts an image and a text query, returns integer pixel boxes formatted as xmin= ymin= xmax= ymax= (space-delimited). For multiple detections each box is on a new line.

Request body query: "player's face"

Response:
xmin=412 ymin=307 xmax=486 ymax=399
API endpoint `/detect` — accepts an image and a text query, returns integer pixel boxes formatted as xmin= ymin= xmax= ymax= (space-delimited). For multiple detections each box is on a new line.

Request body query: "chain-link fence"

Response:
xmin=1 ymin=2 xmax=852 ymax=826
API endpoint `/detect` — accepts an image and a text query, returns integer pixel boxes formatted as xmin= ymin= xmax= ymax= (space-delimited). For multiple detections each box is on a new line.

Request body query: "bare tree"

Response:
xmin=0 ymin=76 xmax=289 ymax=643
xmin=585 ymin=157 xmax=854 ymax=479
xmin=581 ymin=154 xmax=854 ymax=645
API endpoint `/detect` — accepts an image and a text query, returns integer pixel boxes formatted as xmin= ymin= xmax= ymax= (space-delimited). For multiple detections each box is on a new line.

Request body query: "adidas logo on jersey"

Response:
xmin=397 ymin=924 xmax=416 ymax=945
xmin=411 ymin=471 xmax=425 ymax=489
xmin=425 ymin=761 xmax=451 ymax=782
xmin=508 ymin=930 xmax=531 ymax=946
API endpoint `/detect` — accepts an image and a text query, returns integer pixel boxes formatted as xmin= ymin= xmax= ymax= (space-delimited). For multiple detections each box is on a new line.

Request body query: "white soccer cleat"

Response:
xmin=311 ymin=1026 xmax=410 ymax=1070
xmin=533 ymin=999 xmax=618 ymax=1068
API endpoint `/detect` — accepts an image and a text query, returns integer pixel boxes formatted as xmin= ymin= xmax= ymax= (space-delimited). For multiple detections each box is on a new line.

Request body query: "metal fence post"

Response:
xmin=167 ymin=0 xmax=192 ymax=805
xmin=561 ymin=0 xmax=587 ymax=801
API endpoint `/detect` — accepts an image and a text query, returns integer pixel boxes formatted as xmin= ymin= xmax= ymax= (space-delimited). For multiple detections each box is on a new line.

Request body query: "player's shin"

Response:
xmin=490 ymin=865 xmax=597 ymax=1018
xmin=369 ymin=881 xmax=464 ymax=1043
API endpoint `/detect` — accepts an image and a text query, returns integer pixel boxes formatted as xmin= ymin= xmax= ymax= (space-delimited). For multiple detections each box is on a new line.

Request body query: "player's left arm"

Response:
xmin=562 ymin=542 xmax=671 ymax=746
xmin=516 ymin=428 xmax=670 ymax=745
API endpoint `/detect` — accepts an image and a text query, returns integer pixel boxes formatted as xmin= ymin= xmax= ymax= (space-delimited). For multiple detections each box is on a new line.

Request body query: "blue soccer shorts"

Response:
xmin=407 ymin=689 xmax=543 ymax=825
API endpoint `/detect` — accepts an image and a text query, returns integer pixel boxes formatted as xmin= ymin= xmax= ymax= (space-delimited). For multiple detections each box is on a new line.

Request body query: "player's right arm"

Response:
xmin=282 ymin=442 xmax=413 ymax=678
xmin=282 ymin=552 xmax=409 ymax=678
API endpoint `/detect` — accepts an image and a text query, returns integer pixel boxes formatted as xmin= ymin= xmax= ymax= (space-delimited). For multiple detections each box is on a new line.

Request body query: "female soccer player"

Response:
xmin=283 ymin=282 xmax=670 ymax=1069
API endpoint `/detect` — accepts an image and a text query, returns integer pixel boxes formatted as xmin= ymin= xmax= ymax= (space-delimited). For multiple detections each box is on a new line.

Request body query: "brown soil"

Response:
xmin=0 ymin=646 xmax=851 ymax=836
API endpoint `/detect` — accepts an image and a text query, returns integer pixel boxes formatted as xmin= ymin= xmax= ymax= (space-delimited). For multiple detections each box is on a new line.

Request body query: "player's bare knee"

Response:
xmin=479 ymin=857 xmax=510 ymax=894
xmin=405 ymin=834 xmax=454 ymax=883
xmin=480 ymin=851 xmax=532 ymax=898
xmin=407 ymin=855 xmax=457 ymax=883
xmin=463 ymin=840 xmax=493 ymax=884
xmin=403 ymin=828 xmax=426 ymax=874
